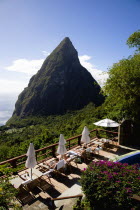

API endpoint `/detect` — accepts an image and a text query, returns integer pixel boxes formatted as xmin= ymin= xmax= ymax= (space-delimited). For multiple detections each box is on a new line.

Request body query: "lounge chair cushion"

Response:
xmin=22 ymin=179 xmax=32 ymax=185
xmin=42 ymin=169 xmax=54 ymax=176
xmin=68 ymin=151 xmax=78 ymax=156
xmin=56 ymin=160 xmax=66 ymax=170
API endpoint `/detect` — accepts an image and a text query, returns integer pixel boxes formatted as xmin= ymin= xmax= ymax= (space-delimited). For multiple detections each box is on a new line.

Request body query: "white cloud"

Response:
xmin=42 ymin=51 xmax=50 ymax=56
xmin=5 ymin=58 xmax=44 ymax=76
xmin=5 ymin=51 xmax=50 ymax=76
xmin=79 ymin=55 xmax=108 ymax=86
xmin=0 ymin=54 xmax=108 ymax=125
xmin=4 ymin=54 xmax=108 ymax=87
xmin=2 ymin=57 xmax=46 ymax=124
xmin=0 ymin=79 xmax=28 ymax=94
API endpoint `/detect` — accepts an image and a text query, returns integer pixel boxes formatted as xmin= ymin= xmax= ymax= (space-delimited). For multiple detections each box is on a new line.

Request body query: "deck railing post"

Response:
xmin=52 ymin=145 xmax=56 ymax=158
xmin=69 ymin=140 xmax=71 ymax=150
xmin=96 ymin=129 xmax=99 ymax=138
xmin=78 ymin=136 xmax=81 ymax=146
xmin=9 ymin=160 xmax=17 ymax=168
xmin=36 ymin=152 xmax=38 ymax=162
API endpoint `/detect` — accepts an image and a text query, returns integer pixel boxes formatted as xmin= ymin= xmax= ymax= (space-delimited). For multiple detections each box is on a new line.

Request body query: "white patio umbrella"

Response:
xmin=57 ymin=134 xmax=67 ymax=155
xmin=25 ymin=143 xmax=37 ymax=180
xmin=94 ymin=118 xmax=120 ymax=140
xmin=81 ymin=126 xmax=90 ymax=144
xmin=94 ymin=118 xmax=120 ymax=127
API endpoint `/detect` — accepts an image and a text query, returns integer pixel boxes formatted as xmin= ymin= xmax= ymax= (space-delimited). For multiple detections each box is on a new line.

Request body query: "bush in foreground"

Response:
xmin=0 ymin=166 xmax=20 ymax=209
xmin=80 ymin=160 xmax=140 ymax=209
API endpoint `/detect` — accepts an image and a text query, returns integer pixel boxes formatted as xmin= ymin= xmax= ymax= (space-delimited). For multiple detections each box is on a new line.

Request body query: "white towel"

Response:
xmin=68 ymin=151 xmax=78 ymax=156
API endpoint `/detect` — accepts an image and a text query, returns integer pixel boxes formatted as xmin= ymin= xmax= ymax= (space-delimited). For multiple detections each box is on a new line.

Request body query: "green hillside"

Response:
xmin=0 ymin=103 xmax=106 ymax=162
xmin=1 ymin=30 xmax=140 ymax=162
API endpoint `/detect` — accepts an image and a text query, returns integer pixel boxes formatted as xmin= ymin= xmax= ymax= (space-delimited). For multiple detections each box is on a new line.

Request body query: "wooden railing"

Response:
xmin=49 ymin=194 xmax=140 ymax=209
xmin=50 ymin=194 xmax=83 ymax=209
xmin=0 ymin=128 xmax=118 ymax=170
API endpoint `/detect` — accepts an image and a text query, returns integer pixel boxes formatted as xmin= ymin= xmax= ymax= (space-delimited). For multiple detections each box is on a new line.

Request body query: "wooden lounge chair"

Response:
xmin=79 ymin=148 xmax=93 ymax=163
xmin=32 ymin=168 xmax=53 ymax=184
xmin=102 ymin=142 xmax=110 ymax=150
xmin=16 ymin=185 xmax=35 ymax=205
xmin=24 ymin=179 xmax=41 ymax=196
xmin=64 ymin=156 xmax=79 ymax=172
xmin=37 ymin=164 xmax=50 ymax=173
xmin=80 ymin=150 xmax=87 ymax=162
xmin=21 ymin=179 xmax=32 ymax=185
xmin=41 ymin=169 xmax=54 ymax=184
xmin=37 ymin=177 xmax=53 ymax=192
xmin=85 ymin=148 xmax=93 ymax=160
xmin=111 ymin=137 xmax=118 ymax=145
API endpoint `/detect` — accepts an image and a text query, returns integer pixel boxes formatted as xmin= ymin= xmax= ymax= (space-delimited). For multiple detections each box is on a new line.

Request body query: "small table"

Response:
xmin=101 ymin=138 xmax=111 ymax=143
xmin=19 ymin=170 xmax=38 ymax=181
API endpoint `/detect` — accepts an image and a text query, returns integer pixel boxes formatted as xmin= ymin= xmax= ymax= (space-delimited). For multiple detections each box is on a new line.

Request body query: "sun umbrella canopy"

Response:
xmin=94 ymin=118 xmax=120 ymax=127
xmin=58 ymin=134 xmax=66 ymax=145
xmin=57 ymin=134 xmax=67 ymax=155
xmin=81 ymin=126 xmax=90 ymax=144
xmin=25 ymin=143 xmax=37 ymax=169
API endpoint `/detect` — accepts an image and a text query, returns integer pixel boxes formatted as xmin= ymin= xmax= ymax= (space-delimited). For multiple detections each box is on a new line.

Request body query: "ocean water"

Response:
xmin=0 ymin=94 xmax=16 ymax=125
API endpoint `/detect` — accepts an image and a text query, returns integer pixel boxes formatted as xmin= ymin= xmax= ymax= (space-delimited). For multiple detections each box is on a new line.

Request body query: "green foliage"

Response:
xmin=127 ymin=30 xmax=140 ymax=51
xmin=103 ymin=54 xmax=140 ymax=121
xmin=80 ymin=160 xmax=140 ymax=209
xmin=0 ymin=166 xmax=20 ymax=209
xmin=0 ymin=103 xmax=105 ymax=162
xmin=73 ymin=198 xmax=91 ymax=210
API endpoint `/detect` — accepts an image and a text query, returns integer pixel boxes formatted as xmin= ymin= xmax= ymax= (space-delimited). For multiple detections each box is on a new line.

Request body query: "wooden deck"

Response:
xmin=13 ymin=139 xmax=135 ymax=209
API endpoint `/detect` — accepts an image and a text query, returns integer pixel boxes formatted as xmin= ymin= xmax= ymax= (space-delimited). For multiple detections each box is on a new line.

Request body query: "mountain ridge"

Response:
xmin=8 ymin=37 xmax=104 ymax=122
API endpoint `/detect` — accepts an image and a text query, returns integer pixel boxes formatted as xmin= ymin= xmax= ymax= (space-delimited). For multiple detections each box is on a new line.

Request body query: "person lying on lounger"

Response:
xmin=44 ymin=158 xmax=59 ymax=169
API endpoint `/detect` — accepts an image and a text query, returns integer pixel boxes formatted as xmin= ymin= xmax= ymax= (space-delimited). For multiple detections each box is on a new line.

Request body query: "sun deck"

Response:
xmin=9 ymin=137 xmax=136 ymax=209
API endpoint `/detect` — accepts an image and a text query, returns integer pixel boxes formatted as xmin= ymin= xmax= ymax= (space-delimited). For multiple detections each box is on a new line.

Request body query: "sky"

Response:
xmin=0 ymin=0 xmax=140 ymax=125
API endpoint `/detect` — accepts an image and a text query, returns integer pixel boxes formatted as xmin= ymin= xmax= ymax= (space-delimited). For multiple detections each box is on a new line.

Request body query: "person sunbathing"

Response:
xmin=94 ymin=144 xmax=102 ymax=154
xmin=44 ymin=158 xmax=59 ymax=169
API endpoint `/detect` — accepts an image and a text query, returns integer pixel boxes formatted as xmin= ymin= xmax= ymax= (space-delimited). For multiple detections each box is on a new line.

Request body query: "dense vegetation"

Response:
xmin=0 ymin=30 xmax=140 ymax=210
xmin=80 ymin=161 xmax=140 ymax=209
xmin=127 ymin=30 xmax=140 ymax=51
xmin=0 ymin=103 xmax=106 ymax=162
xmin=0 ymin=166 xmax=20 ymax=209
xmin=103 ymin=53 xmax=140 ymax=121
xmin=103 ymin=30 xmax=140 ymax=121
xmin=0 ymin=30 xmax=140 ymax=162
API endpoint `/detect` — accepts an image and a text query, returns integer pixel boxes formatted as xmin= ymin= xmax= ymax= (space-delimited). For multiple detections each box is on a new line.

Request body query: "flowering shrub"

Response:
xmin=0 ymin=165 xmax=19 ymax=209
xmin=80 ymin=160 xmax=140 ymax=209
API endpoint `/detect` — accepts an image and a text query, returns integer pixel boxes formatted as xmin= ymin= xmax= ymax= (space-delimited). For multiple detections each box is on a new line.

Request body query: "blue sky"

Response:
xmin=0 ymin=0 xmax=140 ymax=124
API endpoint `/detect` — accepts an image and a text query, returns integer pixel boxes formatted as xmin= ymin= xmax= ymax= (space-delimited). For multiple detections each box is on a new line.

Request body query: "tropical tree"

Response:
xmin=127 ymin=30 xmax=140 ymax=51
xmin=103 ymin=53 xmax=140 ymax=121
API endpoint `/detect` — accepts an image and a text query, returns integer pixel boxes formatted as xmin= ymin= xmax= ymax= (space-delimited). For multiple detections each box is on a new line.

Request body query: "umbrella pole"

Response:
xmin=31 ymin=168 xmax=32 ymax=180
